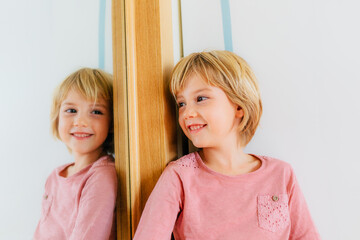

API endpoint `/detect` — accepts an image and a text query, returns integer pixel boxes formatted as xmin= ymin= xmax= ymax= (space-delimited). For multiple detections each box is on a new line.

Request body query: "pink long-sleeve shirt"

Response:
xmin=33 ymin=155 xmax=117 ymax=240
xmin=134 ymin=152 xmax=320 ymax=240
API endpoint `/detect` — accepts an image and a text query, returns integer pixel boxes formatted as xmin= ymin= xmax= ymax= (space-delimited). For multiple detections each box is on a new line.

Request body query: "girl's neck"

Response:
xmin=64 ymin=148 xmax=105 ymax=177
xmin=199 ymin=145 xmax=261 ymax=176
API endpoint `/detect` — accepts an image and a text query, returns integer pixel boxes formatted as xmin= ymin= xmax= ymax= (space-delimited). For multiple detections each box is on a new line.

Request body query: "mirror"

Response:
xmin=0 ymin=0 xmax=113 ymax=238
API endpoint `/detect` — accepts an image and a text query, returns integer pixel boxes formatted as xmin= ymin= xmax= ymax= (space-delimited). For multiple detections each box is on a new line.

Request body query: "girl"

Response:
xmin=34 ymin=68 xmax=117 ymax=240
xmin=134 ymin=51 xmax=320 ymax=239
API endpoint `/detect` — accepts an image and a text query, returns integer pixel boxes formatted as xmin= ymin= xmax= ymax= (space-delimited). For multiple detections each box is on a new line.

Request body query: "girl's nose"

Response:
xmin=183 ymin=105 xmax=197 ymax=119
xmin=74 ymin=114 xmax=88 ymax=127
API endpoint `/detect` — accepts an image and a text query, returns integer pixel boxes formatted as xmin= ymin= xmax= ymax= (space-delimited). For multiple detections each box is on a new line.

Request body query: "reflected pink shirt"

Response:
xmin=134 ymin=152 xmax=320 ymax=240
xmin=33 ymin=155 xmax=117 ymax=240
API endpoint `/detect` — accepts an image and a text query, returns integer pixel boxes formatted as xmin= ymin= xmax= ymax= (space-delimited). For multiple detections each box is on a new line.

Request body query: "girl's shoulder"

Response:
xmin=167 ymin=152 xmax=200 ymax=170
xmin=155 ymin=152 xmax=201 ymax=186
xmin=257 ymin=155 xmax=295 ymax=177
xmin=88 ymin=155 xmax=116 ymax=179
xmin=92 ymin=155 xmax=115 ymax=168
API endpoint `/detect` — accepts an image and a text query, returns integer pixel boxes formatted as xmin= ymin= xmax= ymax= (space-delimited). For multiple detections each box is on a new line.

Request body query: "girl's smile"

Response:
xmin=187 ymin=123 xmax=207 ymax=133
xmin=70 ymin=131 xmax=94 ymax=139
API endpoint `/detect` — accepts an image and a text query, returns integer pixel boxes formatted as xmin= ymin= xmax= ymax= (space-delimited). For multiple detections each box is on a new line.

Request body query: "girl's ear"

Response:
xmin=235 ymin=106 xmax=244 ymax=118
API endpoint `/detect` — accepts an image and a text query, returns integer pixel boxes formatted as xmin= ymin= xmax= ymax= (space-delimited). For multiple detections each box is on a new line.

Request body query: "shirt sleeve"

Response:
xmin=133 ymin=164 xmax=183 ymax=240
xmin=69 ymin=166 xmax=117 ymax=240
xmin=288 ymin=167 xmax=321 ymax=240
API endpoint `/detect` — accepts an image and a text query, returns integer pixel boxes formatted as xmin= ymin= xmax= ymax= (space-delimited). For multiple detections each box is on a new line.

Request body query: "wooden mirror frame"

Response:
xmin=112 ymin=0 xmax=177 ymax=238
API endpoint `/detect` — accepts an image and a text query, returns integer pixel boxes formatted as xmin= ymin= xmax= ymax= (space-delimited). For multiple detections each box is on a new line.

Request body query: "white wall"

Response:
xmin=2 ymin=0 xmax=359 ymax=238
xmin=0 ymin=0 xmax=112 ymax=239
xmin=178 ymin=0 xmax=360 ymax=239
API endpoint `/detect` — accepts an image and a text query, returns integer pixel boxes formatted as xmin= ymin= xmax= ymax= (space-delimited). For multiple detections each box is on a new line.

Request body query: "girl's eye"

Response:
xmin=197 ymin=96 xmax=207 ymax=102
xmin=91 ymin=110 xmax=103 ymax=115
xmin=177 ymin=102 xmax=185 ymax=108
xmin=65 ymin=109 xmax=76 ymax=113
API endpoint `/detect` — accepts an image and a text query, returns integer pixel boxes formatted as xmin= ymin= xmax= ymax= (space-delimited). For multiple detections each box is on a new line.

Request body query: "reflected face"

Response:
xmin=176 ymin=74 xmax=242 ymax=148
xmin=58 ymin=90 xmax=110 ymax=158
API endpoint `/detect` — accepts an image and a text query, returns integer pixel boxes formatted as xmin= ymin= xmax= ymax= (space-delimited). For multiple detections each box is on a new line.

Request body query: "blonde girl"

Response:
xmin=134 ymin=51 xmax=320 ymax=240
xmin=34 ymin=68 xmax=117 ymax=240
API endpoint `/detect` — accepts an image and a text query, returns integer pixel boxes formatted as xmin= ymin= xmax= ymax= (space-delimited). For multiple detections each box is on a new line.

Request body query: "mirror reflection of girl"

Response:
xmin=134 ymin=51 xmax=320 ymax=240
xmin=33 ymin=68 xmax=117 ymax=240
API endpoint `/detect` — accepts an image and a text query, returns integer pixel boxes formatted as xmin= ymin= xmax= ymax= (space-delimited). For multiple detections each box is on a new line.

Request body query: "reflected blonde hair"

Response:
xmin=50 ymin=68 xmax=114 ymax=153
xmin=170 ymin=50 xmax=262 ymax=146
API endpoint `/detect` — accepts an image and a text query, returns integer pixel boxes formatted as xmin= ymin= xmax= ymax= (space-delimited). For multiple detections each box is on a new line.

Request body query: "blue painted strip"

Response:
xmin=98 ymin=0 xmax=106 ymax=69
xmin=220 ymin=0 xmax=233 ymax=52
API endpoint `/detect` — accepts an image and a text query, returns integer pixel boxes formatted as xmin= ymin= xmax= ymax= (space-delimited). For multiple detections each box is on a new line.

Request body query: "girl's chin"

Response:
xmin=191 ymin=141 xmax=207 ymax=149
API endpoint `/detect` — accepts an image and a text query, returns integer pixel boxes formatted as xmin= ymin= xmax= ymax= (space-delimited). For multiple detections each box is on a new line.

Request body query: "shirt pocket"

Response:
xmin=257 ymin=193 xmax=290 ymax=233
xmin=40 ymin=193 xmax=53 ymax=223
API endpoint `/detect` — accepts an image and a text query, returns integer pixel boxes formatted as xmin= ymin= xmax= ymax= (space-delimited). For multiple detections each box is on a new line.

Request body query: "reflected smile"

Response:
xmin=71 ymin=132 xmax=93 ymax=139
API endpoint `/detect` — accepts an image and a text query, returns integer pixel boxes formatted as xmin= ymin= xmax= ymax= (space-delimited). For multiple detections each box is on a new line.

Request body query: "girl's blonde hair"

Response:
xmin=170 ymin=50 xmax=262 ymax=146
xmin=50 ymin=68 xmax=114 ymax=153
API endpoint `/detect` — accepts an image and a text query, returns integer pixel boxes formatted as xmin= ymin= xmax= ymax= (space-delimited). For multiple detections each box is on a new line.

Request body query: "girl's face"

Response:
xmin=58 ymin=89 xmax=111 ymax=159
xmin=176 ymin=74 xmax=243 ymax=149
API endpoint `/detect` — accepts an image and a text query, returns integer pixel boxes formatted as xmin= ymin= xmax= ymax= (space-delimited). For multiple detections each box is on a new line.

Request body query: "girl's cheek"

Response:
xmin=178 ymin=121 xmax=186 ymax=132
xmin=178 ymin=112 xmax=183 ymax=122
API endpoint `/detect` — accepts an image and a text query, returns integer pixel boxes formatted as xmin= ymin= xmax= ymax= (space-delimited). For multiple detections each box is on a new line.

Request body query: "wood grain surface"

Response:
xmin=112 ymin=0 xmax=177 ymax=238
